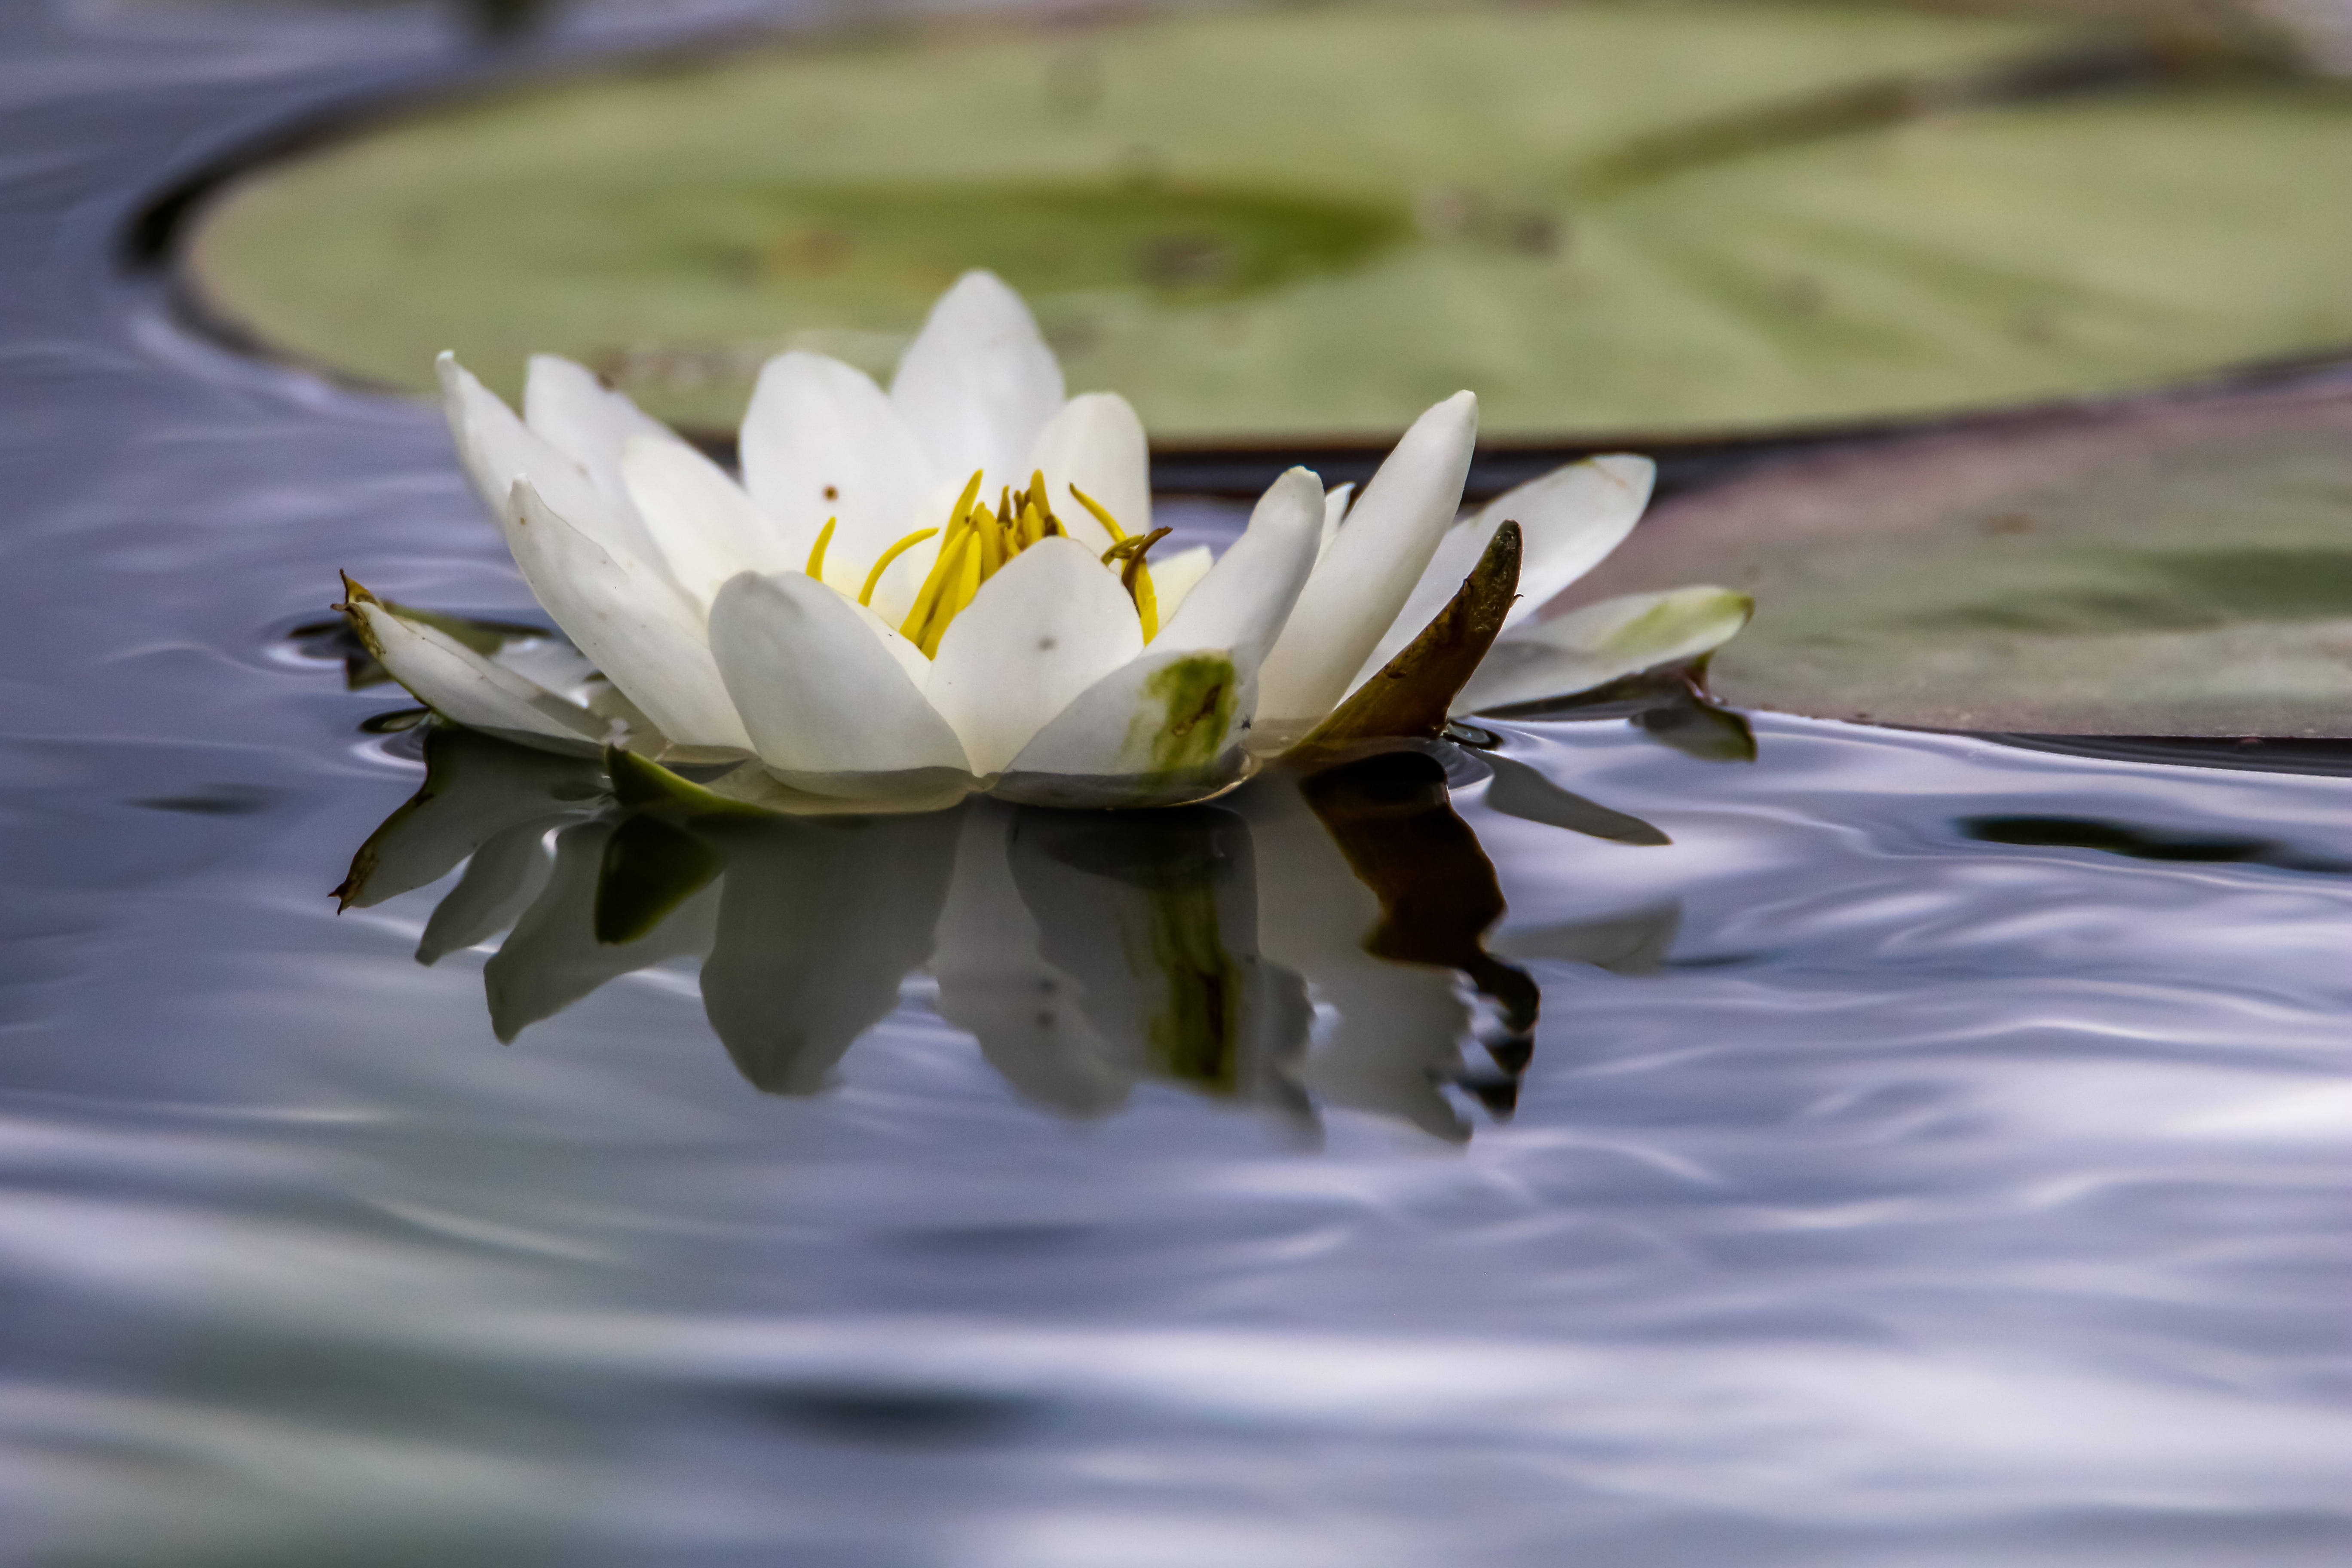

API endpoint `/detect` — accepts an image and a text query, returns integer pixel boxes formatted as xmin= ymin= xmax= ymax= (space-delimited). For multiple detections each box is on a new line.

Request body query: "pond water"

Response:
xmin=2 ymin=4 xmax=2346 ymax=1565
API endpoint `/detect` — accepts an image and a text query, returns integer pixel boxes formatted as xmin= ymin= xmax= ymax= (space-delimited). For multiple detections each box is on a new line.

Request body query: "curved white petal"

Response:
xmin=620 ymin=434 xmax=798 ymax=611
xmin=890 ymin=270 xmax=1066 ymax=486
xmin=1254 ymin=392 xmax=1477 ymax=726
xmin=437 ymin=353 xmax=668 ymax=580
xmin=522 ymin=354 xmax=675 ymax=508
xmin=507 ymin=481 xmax=752 ymax=750
xmin=1026 ymin=390 xmax=1150 ymax=551
xmin=1151 ymin=544 xmax=1214 ymax=619
xmin=348 ymin=598 xmax=605 ymax=754
xmin=1346 ymin=455 xmax=1651 ymax=692
xmin=1495 ymin=455 xmax=1655 ymax=626
xmin=995 ymin=648 xmax=1249 ymax=808
xmin=1317 ymin=481 xmax=1355 ymax=560
xmin=1455 ymin=585 xmax=1755 ymax=714
xmin=926 ymin=535 xmax=1142 ymax=775
xmin=1153 ymin=466 xmax=1323 ymax=674
xmin=740 ymin=351 xmax=934 ymax=585
xmin=709 ymin=570 xmax=971 ymax=788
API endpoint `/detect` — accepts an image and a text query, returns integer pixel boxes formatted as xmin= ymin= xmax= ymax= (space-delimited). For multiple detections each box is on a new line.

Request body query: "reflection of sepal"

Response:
xmin=594 ymin=812 xmax=723 ymax=946
xmin=1293 ymin=522 xmax=1521 ymax=757
xmin=334 ymin=723 xmax=606 ymax=911
xmin=1298 ymin=749 xmax=1537 ymax=1037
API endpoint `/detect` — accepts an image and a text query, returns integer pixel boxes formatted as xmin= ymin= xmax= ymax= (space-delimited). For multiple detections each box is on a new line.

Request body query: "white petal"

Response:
xmin=995 ymin=648 xmax=1249 ymax=808
xmin=739 ymin=351 xmax=935 ymax=586
xmin=1153 ymin=467 xmax=1323 ymax=673
xmin=437 ymin=353 xmax=668 ymax=582
xmin=1317 ymin=481 xmax=1355 ymax=560
xmin=1151 ymin=545 xmax=1214 ymax=619
xmin=619 ymin=434 xmax=798 ymax=611
xmin=890 ymin=270 xmax=1066 ymax=486
xmin=708 ymin=570 xmax=971 ymax=790
xmin=925 ymin=535 xmax=1142 ymax=775
xmin=508 ymin=481 xmax=752 ymax=750
xmin=1455 ymin=585 xmax=1755 ymax=714
xmin=1344 ymin=457 xmax=1648 ymax=693
xmin=348 ymin=599 xmax=605 ymax=753
xmin=522 ymin=353 xmax=676 ymax=508
xmin=1500 ymin=454 xmax=1655 ymax=626
xmin=1026 ymin=390 xmax=1150 ymax=551
xmin=1254 ymin=392 xmax=1477 ymax=726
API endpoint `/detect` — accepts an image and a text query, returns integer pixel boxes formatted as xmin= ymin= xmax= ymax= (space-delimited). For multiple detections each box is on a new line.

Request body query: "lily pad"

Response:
xmin=181 ymin=0 xmax=2352 ymax=437
xmin=1557 ymin=386 xmax=2352 ymax=736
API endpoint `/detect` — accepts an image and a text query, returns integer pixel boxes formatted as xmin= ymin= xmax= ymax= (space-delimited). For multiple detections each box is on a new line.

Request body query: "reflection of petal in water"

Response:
xmin=484 ymin=819 xmax=719 ymax=1042
xmin=1010 ymin=806 xmax=1315 ymax=1126
xmin=699 ymin=812 xmax=960 ymax=1096
xmin=1478 ymin=753 xmax=1671 ymax=845
xmin=352 ymin=729 xmax=1568 ymax=1140
xmin=337 ymin=726 xmax=603 ymax=909
xmin=1239 ymin=755 xmax=1532 ymax=1143
xmin=934 ymin=805 xmax=1130 ymax=1118
xmin=415 ymin=818 xmax=554 ymax=965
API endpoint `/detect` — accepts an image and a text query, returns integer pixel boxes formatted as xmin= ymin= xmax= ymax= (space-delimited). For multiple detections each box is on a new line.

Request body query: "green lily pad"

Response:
xmin=183 ymin=1 xmax=2352 ymax=438
xmin=1559 ymin=388 xmax=2352 ymax=736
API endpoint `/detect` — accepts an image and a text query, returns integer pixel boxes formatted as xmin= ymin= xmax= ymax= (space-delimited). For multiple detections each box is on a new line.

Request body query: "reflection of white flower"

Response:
xmin=346 ymin=270 xmax=1746 ymax=809
xmin=343 ymin=728 xmax=1688 ymax=1141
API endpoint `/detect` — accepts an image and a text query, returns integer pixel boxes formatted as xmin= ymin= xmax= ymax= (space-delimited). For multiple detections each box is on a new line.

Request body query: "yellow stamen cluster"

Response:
xmin=865 ymin=469 xmax=1169 ymax=658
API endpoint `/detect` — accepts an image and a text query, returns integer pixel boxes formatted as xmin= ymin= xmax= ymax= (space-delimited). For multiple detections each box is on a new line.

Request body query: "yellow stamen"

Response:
xmin=1067 ymin=483 xmax=1126 ymax=542
xmin=858 ymin=526 xmax=938 ymax=606
xmin=804 ymin=516 xmax=837 ymax=582
xmin=1018 ymin=500 xmax=1046 ymax=548
xmin=920 ymin=533 xmax=984 ymax=658
xmin=900 ymin=528 xmax=971 ymax=645
xmin=1101 ymin=525 xmax=1173 ymax=641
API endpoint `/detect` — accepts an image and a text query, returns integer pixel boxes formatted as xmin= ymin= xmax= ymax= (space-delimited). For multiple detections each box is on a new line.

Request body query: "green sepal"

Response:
xmin=1293 ymin=521 xmax=1521 ymax=758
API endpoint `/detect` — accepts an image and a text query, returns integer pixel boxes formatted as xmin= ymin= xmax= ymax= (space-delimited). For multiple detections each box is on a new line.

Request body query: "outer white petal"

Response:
xmin=709 ymin=570 xmax=971 ymax=789
xmin=437 ymin=353 xmax=668 ymax=580
xmin=1151 ymin=545 xmax=1214 ymax=619
xmin=1454 ymin=585 xmax=1756 ymax=714
xmin=348 ymin=599 xmax=605 ymax=753
xmin=522 ymin=353 xmax=676 ymax=507
xmin=1254 ymin=392 xmax=1477 ymax=727
xmin=995 ymin=648 xmax=1250 ymax=808
xmin=620 ymin=434 xmax=798 ymax=611
xmin=1348 ymin=456 xmax=1652 ymax=691
xmin=508 ymin=481 xmax=752 ymax=750
xmin=1153 ymin=467 xmax=1323 ymax=673
xmin=925 ymin=535 xmax=1143 ymax=775
xmin=1026 ymin=390 xmax=1150 ymax=551
xmin=890 ymin=270 xmax=1066 ymax=486
xmin=739 ymin=351 xmax=935 ymax=584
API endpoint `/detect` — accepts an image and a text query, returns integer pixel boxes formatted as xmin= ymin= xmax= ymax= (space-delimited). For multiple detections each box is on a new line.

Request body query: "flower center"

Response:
xmin=837 ymin=469 xmax=1169 ymax=658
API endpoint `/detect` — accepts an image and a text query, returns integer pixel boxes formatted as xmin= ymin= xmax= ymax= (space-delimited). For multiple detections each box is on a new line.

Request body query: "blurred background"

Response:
xmin=168 ymin=0 xmax=2352 ymax=440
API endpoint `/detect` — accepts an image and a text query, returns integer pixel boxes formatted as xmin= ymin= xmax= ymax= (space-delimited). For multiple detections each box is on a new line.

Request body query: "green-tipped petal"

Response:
xmin=1457 ymin=585 xmax=1754 ymax=715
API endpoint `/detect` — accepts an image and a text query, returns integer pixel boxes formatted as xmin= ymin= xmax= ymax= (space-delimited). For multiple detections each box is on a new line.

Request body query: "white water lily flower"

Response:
xmin=345 ymin=270 xmax=1747 ymax=810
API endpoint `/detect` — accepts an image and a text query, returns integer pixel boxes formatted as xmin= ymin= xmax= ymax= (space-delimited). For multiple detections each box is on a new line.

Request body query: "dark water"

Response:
xmin=2 ymin=5 xmax=2347 ymax=1564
